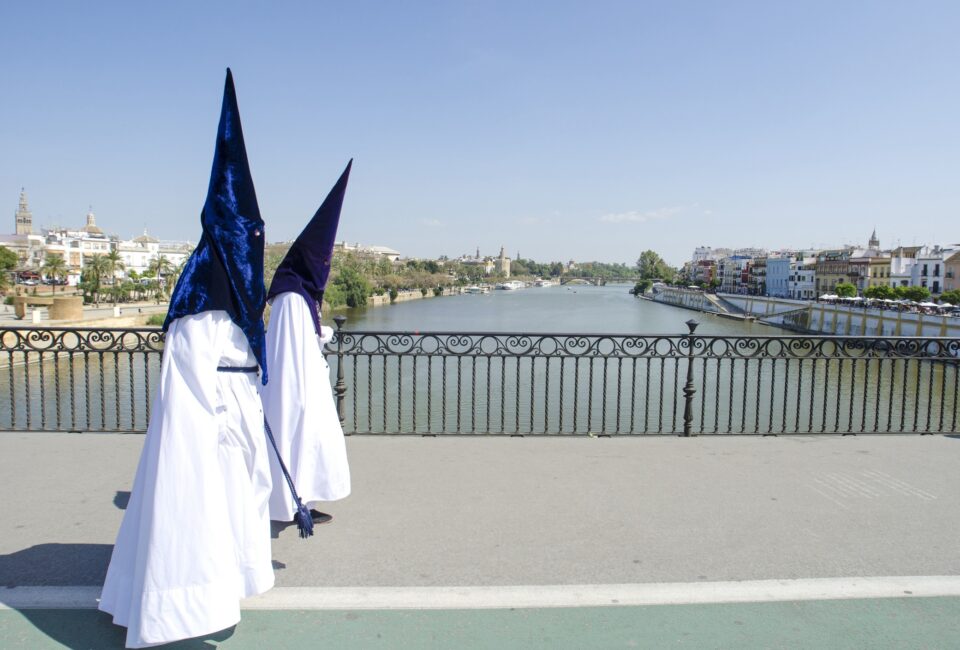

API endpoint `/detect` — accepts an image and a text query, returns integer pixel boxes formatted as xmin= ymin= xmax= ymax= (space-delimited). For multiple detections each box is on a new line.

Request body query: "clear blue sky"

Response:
xmin=2 ymin=1 xmax=958 ymax=266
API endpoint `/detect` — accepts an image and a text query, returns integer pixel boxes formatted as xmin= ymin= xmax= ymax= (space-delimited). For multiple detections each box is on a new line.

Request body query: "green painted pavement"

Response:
xmin=3 ymin=598 xmax=960 ymax=649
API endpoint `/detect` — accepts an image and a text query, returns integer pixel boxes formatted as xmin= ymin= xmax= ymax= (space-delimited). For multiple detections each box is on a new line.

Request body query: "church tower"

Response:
xmin=868 ymin=228 xmax=879 ymax=250
xmin=15 ymin=188 xmax=32 ymax=235
xmin=83 ymin=206 xmax=103 ymax=234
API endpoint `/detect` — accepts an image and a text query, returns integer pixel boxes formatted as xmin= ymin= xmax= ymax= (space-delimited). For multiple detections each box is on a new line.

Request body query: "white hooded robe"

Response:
xmin=260 ymin=291 xmax=350 ymax=521
xmin=99 ymin=311 xmax=274 ymax=648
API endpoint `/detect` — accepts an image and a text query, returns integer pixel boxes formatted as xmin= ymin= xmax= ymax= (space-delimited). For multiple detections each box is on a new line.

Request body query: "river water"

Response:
xmin=335 ymin=283 xmax=756 ymax=335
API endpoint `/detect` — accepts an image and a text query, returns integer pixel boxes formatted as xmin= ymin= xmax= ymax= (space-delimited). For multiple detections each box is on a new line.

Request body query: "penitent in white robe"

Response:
xmin=260 ymin=291 xmax=351 ymax=522
xmin=99 ymin=311 xmax=274 ymax=648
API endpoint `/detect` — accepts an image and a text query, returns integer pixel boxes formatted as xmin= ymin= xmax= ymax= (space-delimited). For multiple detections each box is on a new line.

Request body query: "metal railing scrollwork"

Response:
xmin=0 ymin=322 xmax=956 ymax=435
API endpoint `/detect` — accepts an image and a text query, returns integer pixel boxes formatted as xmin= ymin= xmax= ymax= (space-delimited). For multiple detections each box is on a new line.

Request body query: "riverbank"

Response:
xmin=651 ymin=288 xmax=960 ymax=337
xmin=0 ymin=300 xmax=169 ymax=329
xmin=637 ymin=294 xmax=756 ymax=323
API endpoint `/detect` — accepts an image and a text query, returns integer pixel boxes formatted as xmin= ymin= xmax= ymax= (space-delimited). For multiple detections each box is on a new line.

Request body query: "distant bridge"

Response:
xmin=559 ymin=277 xmax=644 ymax=286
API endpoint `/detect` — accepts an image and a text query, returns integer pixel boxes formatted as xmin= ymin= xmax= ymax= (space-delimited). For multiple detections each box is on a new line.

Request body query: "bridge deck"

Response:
xmin=2 ymin=433 xmax=959 ymax=647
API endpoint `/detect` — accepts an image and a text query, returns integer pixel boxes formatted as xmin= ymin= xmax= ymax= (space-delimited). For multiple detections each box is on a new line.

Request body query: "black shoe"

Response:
xmin=311 ymin=509 xmax=333 ymax=524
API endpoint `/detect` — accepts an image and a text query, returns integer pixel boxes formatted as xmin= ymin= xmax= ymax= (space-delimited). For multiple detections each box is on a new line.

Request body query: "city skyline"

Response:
xmin=6 ymin=189 xmax=949 ymax=268
xmin=2 ymin=2 xmax=959 ymax=267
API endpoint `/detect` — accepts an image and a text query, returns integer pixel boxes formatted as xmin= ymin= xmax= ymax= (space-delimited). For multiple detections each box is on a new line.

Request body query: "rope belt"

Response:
xmin=216 ymin=365 xmax=260 ymax=373
xmin=215 ymin=365 xmax=314 ymax=538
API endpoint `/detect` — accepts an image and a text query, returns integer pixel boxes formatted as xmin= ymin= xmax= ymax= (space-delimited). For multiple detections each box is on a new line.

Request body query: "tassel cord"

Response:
xmin=217 ymin=365 xmax=313 ymax=538
xmin=263 ymin=417 xmax=314 ymax=538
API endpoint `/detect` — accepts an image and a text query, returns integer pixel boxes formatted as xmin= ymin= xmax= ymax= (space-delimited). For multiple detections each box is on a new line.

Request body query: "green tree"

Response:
xmin=864 ymin=284 xmax=895 ymax=300
xmin=834 ymin=282 xmax=857 ymax=298
xmin=0 ymin=246 xmax=18 ymax=270
xmin=0 ymin=246 xmax=18 ymax=292
xmin=81 ymin=255 xmax=111 ymax=306
xmin=41 ymin=254 xmax=69 ymax=293
xmin=104 ymin=249 xmax=126 ymax=304
xmin=146 ymin=253 xmax=172 ymax=301
xmin=636 ymin=250 xmax=675 ymax=281
xmin=332 ymin=266 xmax=370 ymax=308
xmin=630 ymin=279 xmax=653 ymax=296
xmin=374 ymin=257 xmax=394 ymax=278
xmin=896 ymin=285 xmax=931 ymax=302
xmin=168 ymin=258 xmax=188 ymax=297
xmin=940 ymin=289 xmax=960 ymax=306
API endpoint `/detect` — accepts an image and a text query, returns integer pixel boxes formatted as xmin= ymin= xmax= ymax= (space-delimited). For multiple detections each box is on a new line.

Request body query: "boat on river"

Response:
xmin=496 ymin=281 xmax=525 ymax=290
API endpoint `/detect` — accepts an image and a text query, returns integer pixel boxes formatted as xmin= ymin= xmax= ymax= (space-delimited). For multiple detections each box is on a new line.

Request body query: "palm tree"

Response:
xmin=146 ymin=253 xmax=172 ymax=302
xmin=104 ymin=249 xmax=126 ymax=305
xmin=82 ymin=255 xmax=111 ymax=306
xmin=167 ymin=257 xmax=188 ymax=298
xmin=41 ymin=255 xmax=68 ymax=293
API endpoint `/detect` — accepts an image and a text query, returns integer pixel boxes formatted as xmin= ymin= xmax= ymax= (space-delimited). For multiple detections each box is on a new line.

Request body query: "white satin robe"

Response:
xmin=260 ymin=291 xmax=350 ymax=522
xmin=99 ymin=311 xmax=274 ymax=648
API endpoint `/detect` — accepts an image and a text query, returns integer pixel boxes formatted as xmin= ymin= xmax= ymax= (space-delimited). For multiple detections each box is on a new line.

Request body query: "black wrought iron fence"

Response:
xmin=0 ymin=322 xmax=957 ymax=435
xmin=0 ymin=328 xmax=163 ymax=431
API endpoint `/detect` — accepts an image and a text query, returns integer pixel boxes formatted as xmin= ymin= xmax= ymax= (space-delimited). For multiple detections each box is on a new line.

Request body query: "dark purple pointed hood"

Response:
xmin=267 ymin=160 xmax=352 ymax=336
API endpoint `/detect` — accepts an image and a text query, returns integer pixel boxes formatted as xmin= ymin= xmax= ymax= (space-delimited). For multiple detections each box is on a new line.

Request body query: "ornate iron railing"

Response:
xmin=0 ymin=328 xmax=164 ymax=432
xmin=0 ymin=322 xmax=957 ymax=434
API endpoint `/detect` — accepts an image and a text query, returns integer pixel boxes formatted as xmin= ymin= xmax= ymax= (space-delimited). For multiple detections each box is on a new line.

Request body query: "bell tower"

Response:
xmin=15 ymin=188 xmax=32 ymax=235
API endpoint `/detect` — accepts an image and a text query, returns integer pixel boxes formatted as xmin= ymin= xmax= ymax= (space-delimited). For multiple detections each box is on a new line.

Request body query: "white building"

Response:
xmin=42 ymin=209 xmax=113 ymax=270
xmin=788 ymin=263 xmax=815 ymax=300
xmin=0 ymin=233 xmax=46 ymax=269
xmin=333 ymin=241 xmax=401 ymax=262
xmin=117 ymin=231 xmax=160 ymax=275
xmin=691 ymin=246 xmax=732 ymax=263
xmin=888 ymin=246 xmax=920 ymax=288
xmin=116 ymin=231 xmax=193 ymax=277
xmin=718 ymin=255 xmax=752 ymax=294
xmin=911 ymin=245 xmax=959 ymax=295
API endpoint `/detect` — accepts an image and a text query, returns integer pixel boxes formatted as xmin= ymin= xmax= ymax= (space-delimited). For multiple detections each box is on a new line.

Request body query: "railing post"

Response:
xmin=682 ymin=319 xmax=699 ymax=437
xmin=333 ymin=315 xmax=347 ymax=430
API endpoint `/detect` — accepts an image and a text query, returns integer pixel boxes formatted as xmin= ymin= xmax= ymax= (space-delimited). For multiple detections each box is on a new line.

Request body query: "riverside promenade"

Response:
xmin=2 ymin=433 xmax=960 ymax=648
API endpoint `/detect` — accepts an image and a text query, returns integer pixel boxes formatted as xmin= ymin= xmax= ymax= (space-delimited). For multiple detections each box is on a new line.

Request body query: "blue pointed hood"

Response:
xmin=164 ymin=68 xmax=268 ymax=383
xmin=267 ymin=160 xmax=352 ymax=337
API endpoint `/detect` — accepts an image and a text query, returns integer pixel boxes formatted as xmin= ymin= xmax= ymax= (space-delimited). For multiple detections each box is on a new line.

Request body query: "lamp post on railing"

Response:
xmin=682 ymin=319 xmax=699 ymax=437
xmin=333 ymin=315 xmax=347 ymax=429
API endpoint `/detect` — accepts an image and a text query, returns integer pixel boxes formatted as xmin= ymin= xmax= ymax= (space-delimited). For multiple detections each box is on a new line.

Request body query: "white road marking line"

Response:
xmin=4 ymin=577 xmax=960 ymax=611
xmin=860 ymin=470 xmax=938 ymax=500
xmin=826 ymin=473 xmax=882 ymax=498
xmin=806 ymin=483 xmax=852 ymax=510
